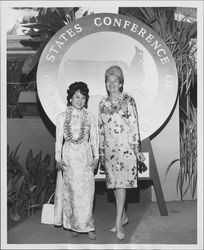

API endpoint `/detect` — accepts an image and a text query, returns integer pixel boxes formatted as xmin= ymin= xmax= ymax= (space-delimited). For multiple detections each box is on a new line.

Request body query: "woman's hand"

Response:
xmin=137 ymin=152 xmax=146 ymax=162
xmin=90 ymin=159 xmax=99 ymax=172
xmin=57 ymin=160 xmax=66 ymax=172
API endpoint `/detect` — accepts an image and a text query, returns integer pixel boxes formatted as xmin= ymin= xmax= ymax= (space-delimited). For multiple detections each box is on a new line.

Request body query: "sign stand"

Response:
xmin=139 ymin=137 xmax=168 ymax=216
xmin=95 ymin=137 xmax=168 ymax=216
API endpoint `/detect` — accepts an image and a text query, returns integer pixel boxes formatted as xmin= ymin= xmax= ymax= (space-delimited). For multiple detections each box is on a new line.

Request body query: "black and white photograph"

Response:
xmin=1 ymin=1 xmax=203 ymax=249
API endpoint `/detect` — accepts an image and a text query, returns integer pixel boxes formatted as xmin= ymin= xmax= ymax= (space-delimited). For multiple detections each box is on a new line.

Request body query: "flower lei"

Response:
xmin=100 ymin=93 xmax=129 ymax=115
xmin=64 ymin=106 xmax=88 ymax=145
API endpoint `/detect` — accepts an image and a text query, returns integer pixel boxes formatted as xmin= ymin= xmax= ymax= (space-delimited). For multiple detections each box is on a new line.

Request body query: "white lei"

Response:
xmin=64 ymin=106 xmax=88 ymax=144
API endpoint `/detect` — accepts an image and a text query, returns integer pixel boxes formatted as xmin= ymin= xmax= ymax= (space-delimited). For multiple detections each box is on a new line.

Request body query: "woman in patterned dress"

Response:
xmin=98 ymin=65 xmax=145 ymax=240
xmin=54 ymin=82 xmax=99 ymax=240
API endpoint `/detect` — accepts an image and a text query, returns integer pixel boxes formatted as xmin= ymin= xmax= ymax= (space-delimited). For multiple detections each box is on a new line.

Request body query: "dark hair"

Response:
xmin=67 ymin=81 xmax=89 ymax=108
xmin=105 ymin=65 xmax=124 ymax=94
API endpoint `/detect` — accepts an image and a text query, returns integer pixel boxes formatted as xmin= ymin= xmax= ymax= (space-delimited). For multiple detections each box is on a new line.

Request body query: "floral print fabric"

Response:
xmin=98 ymin=93 xmax=141 ymax=189
xmin=54 ymin=106 xmax=99 ymax=232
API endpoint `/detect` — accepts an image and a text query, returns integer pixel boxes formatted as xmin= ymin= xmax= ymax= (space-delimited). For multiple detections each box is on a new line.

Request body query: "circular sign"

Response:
xmin=37 ymin=13 xmax=178 ymax=140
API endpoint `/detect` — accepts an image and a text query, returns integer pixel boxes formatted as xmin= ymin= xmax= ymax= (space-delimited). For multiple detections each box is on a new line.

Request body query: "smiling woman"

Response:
xmin=54 ymin=81 xmax=99 ymax=240
xmin=67 ymin=82 xmax=89 ymax=109
xmin=98 ymin=65 xmax=146 ymax=240
xmin=70 ymin=90 xmax=87 ymax=110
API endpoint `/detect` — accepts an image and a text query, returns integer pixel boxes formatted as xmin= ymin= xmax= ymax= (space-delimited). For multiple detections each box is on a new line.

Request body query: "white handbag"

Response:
xmin=41 ymin=192 xmax=55 ymax=225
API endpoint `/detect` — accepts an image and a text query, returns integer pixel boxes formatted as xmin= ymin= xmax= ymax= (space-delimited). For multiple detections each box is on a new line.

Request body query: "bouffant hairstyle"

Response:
xmin=105 ymin=65 xmax=124 ymax=93
xmin=67 ymin=81 xmax=89 ymax=108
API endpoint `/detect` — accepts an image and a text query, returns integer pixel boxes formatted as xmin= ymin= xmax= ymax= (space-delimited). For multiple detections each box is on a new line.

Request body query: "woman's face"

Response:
xmin=106 ymin=74 xmax=122 ymax=95
xmin=70 ymin=90 xmax=86 ymax=110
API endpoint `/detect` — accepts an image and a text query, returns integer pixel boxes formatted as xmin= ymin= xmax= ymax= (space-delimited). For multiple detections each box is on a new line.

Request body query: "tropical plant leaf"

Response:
xmin=15 ymin=176 xmax=24 ymax=196
xmin=25 ymin=149 xmax=33 ymax=171
xmin=43 ymin=154 xmax=51 ymax=167
xmin=27 ymin=203 xmax=42 ymax=209
xmin=22 ymin=36 xmax=51 ymax=75
xmin=20 ymin=7 xmax=80 ymax=76
xmin=191 ymin=171 xmax=197 ymax=198
xmin=55 ymin=7 xmax=76 ymax=23
xmin=165 ymin=158 xmax=180 ymax=177
xmin=176 ymin=168 xmax=182 ymax=198
xmin=182 ymin=175 xmax=191 ymax=197
xmin=13 ymin=141 xmax=22 ymax=158
xmin=21 ymin=22 xmax=59 ymax=32
xmin=10 ymin=208 xmax=21 ymax=221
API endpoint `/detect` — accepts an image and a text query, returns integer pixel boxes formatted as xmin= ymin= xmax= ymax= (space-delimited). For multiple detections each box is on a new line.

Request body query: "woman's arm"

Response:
xmin=128 ymin=97 xmax=146 ymax=162
xmin=89 ymin=113 xmax=99 ymax=170
xmin=89 ymin=113 xmax=99 ymax=160
xmin=55 ymin=112 xmax=66 ymax=169
xmin=128 ymin=97 xmax=141 ymax=153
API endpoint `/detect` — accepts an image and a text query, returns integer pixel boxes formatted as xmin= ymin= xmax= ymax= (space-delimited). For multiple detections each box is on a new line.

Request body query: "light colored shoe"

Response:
xmin=116 ymin=228 xmax=125 ymax=240
xmin=110 ymin=218 xmax=128 ymax=232
xmin=88 ymin=231 xmax=96 ymax=240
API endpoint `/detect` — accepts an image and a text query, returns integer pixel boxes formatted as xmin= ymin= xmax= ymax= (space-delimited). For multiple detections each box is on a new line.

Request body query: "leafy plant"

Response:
xmin=23 ymin=149 xmax=55 ymax=216
xmin=7 ymin=142 xmax=25 ymax=221
xmin=7 ymin=142 xmax=56 ymax=224
xmin=166 ymin=104 xmax=197 ymax=199
xmin=20 ymin=7 xmax=80 ymax=76
xmin=119 ymin=7 xmax=197 ymax=199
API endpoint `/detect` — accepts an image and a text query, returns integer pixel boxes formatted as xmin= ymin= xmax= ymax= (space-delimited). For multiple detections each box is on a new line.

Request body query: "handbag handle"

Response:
xmin=47 ymin=192 xmax=55 ymax=204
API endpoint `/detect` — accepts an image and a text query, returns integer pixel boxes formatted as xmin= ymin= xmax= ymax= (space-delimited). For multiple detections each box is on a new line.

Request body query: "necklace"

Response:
xmin=64 ymin=106 xmax=87 ymax=144
xmin=109 ymin=93 xmax=123 ymax=108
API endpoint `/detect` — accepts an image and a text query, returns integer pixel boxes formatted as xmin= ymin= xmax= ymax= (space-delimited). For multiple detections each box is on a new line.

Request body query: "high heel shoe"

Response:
xmin=110 ymin=217 xmax=128 ymax=232
xmin=116 ymin=228 xmax=125 ymax=240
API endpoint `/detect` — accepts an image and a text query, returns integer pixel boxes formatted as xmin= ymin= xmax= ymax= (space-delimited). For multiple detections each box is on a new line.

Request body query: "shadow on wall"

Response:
xmin=36 ymin=95 xmax=56 ymax=138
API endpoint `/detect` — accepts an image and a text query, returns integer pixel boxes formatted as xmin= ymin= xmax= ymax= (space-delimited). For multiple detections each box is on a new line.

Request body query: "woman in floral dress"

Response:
xmin=54 ymin=82 xmax=99 ymax=240
xmin=98 ymin=65 xmax=145 ymax=240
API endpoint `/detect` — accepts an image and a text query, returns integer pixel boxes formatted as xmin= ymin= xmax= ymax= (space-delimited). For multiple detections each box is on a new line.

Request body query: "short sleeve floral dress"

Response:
xmin=98 ymin=93 xmax=141 ymax=189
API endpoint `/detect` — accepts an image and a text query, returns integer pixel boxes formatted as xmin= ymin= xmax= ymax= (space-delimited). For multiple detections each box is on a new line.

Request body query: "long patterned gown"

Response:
xmin=98 ymin=93 xmax=141 ymax=189
xmin=54 ymin=106 xmax=99 ymax=232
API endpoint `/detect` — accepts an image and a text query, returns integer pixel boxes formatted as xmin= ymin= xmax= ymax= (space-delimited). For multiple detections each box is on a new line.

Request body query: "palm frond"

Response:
xmin=22 ymin=36 xmax=51 ymax=75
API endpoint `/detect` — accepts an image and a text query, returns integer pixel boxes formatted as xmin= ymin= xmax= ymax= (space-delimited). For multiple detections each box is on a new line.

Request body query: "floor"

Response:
xmin=6 ymin=185 xmax=199 ymax=249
